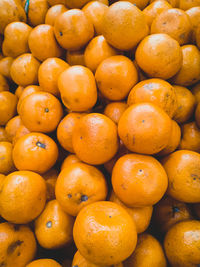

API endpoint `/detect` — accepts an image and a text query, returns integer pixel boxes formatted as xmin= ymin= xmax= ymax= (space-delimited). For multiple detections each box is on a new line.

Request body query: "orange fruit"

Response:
xmin=118 ymin=103 xmax=172 ymax=154
xmin=73 ymin=201 xmax=137 ymax=265
xmin=72 ymin=113 xmax=119 ymax=165
xmin=27 ymin=259 xmax=62 ymax=267
xmin=104 ymin=102 xmax=128 ymax=124
xmin=191 ymin=82 xmax=200 ymax=103
xmin=66 ymin=49 xmax=86 ymax=66
xmin=45 ymin=4 xmax=68 ymax=26
xmin=195 ymin=21 xmax=200 ymax=49
xmin=61 ymin=154 xmax=81 ymax=170
xmin=195 ymin=100 xmax=200 ymax=128
xmin=121 ymin=0 xmax=150 ymax=9
xmin=5 ymin=115 xmax=22 ymax=142
xmin=186 ymin=7 xmax=200 ymax=42
xmin=72 ymin=251 xmax=101 ymax=267
xmin=0 ymin=141 xmax=15 ymax=174
xmin=47 ymin=0 xmax=66 ymax=5
xmin=179 ymin=0 xmax=200 ymax=10
xmin=179 ymin=121 xmax=200 ymax=152
xmin=65 ymin=0 xmax=90 ymax=8
xmin=0 ymin=127 xmax=9 ymax=142
xmin=43 ymin=168 xmax=58 ymax=201
xmin=0 ymin=91 xmax=17 ymax=126
xmin=0 ymin=170 xmax=46 ymax=224
xmin=15 ymin=86 xmax=24 ymax=98
xmin=0 ymin=74 xmax=9 ymax=92
xmin=13 ymin=132 xmax=58 ymax=174
xmin=12 ymin=124 xmax=30 ymax=145
xmin=0 ymin=56 xmax=14 ymax=80
xmin=135 ymin=33 xmax=182 ymax=80
xmin=55 ymin=162 xmax=108 ymax=216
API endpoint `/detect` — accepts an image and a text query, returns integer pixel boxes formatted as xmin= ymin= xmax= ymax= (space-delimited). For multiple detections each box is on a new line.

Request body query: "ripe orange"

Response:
xmin=45 ymin=4 xmax=68 ymax=26
xmin=0 ymin=141 xmax=15 ymax=174
xmin=179 ymin=121 xmax=200 ymax=152
xmin=104 ymin=102 xmax=128 ymax=124
xmin=0 ymin=91 xmax=17 ymax=126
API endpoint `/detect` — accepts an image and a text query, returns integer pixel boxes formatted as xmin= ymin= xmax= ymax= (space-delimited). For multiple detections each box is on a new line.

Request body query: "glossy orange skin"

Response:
xmin=0 ymin=74 xmax=9 ymax=92
xmin=15 ymin=86 xmax=24 ymax=98
xmin=66 ymin=50 xmax=86 ymax=66
xmin=45 ymin=4 xmax=68 ymax=26
xmin=5 ymin=116 xmax=22 ymax=142
xmin=172 ymin=45 xmax=200 ymax=86
xmin=179 ymin=0 xmax=200 ymax=10
xmin=162 ymin=150 xmax=200 ymax=203
xmin=109 ymin=191 xmax=153 ymax=233
xmin=0 ymin=222 xmax=36 ymax=267
xmin=179 ymin=121 xmax=200 ymax=152
xmin=192 ymin=82 xmax=200 ymax=103
xmin=186 ymin=7 xmax=200 ymax=42
xmin=195 ymin=101 xmax=200 ymax=128
xmin=0 ymin=171 xmax=46 ymax=224
xmin=95 ymin=55 xmax=138 ymax=101
xmin=0 ymin=127 xmax=9 ymax=142
xmin=0 ymin=142 xmax=15 ymax=174
xmin=104 ymin=102 xmax=127 ymax=124
xmin=102 ymin=2 xmax=149 ymax=51
xmin=112 ymin=153 xmax=168 ymax=207
xmin=12 ymin=124 xmax=30 ymax=145
xmin=0 ymin=57 xmax=14 ymax=80
xmin=43 ymin=168 xmax=58 ymax=201
xmin=164 ymin=220 xmax=200 ymax=266
xmin=0 ymin=91 xmax=17 ymax=126
xmin=150 ymin=0 xmax=179 ymax=8
xmin=135 ymin=33 xmax=182 ymax=80
xmin=35 ymin=199 xmax=74 ymax=249
xmin=55 ymin=162 xmax=108 ymax=216
xmin=84 ymin=35 xmax=118 ymax=73
xmin=61 ymin=154 xmax=81 ymax=170
xmin=28 ymin=24 xmax=63 ymax=62
xmin=27 ymin=259 xmax=62 ymax=267
xmin=2 ymin=22 xmax=32 ymax=58
xmin=19 ymin=91 xmax=63 ymax=133
xmin=13 ymin=132 xmax=58 ymax=174
xmin=127 ymin=78 xmax=177 ymax=118
xmin=72 ymin=251 xmax=101 ymax=267
xmin=124 ymin=233 xmax=167 ymax=267
xmin=10 ymin=53 xmax=40 ymax=86
xmin=58 ymin=66 xmax=97 ymax=112
xmin=73 ymin=201 xmax=137 ymax=265
xmin=173 ymin=85 xmax=196 ymax=124
xmin=57 ymin=112 xmax=86 ymax=153
xmin=118 ymin=103 xmax=172 ymax=154
xmin=54 ymin=9 xmax=94 ymax=51
xmin=72 ymin=113 xmax=119 ymax=165
xmin=83 ymin=1 xmax=108 ymax=35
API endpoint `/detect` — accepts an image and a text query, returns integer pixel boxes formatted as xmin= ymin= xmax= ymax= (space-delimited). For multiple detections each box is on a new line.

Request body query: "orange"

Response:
xmin=0 ymin=74 xmax=9 ymax=92
xmin=173 ymin=85 xmax=196 ymax=124
xmin=45 ymin=4 xmax=68 ymax=26
xmin=13 ymin=132 xmax=58 ymax=174
xmin=124 ymin=233 xmax=167 ymax=267
xmin=104 ymin=102 xmax=128 ymax=124
xmin=121 ymin=0 xmax=149 ymax=9
xmin=109 ymin=190 xmax=153 ymax=233
xmin=65 ymin=0 xmax=90 ymax=8
xmin=72 ymin=251 xmax=101 ymax=267
xmin=54 ymin=9 xmax=94 ymax=50
xmin=15 ymin=86 xmax=24 ymax=98
xmin=73 ymin=201 xmax=137 ymax=265
xmin=195 ymin=99 xmax=200 ymax=128
xmin=35 ymin=199 xmax=74 ymax=249
xmin=195 ymin=20 xmax=200 ymax=49
xmin=84 ymin=35 xmax=118 ymax=73
xmin=12 ymin=124 xmax=30 ymax=145
xmin=0 ymin=56 xmax=14 ymax=80
xmin=171 ymin=44 xmax=200 ymax=86
xmin=191 ymin=82 xmax=200 ymax=103
xmin=127 ymin=78 xmax=177 ymax=118
xmin=27 ymin=259 xmax=62 ymax=267
xmin=66 ymin=49 xmax=86 ymax=66
xmin=55 ymin=162 xmax=108 ymax=216
xmin=153 ymin=196 xmax=193 ymax=233
xmin=2 ymin=22 xmax=32 ymax=58
xmin=0 ymin=171 xmax=46 ymax=224
xmin=10 ymin=53 xmax=40 ymax=86
xmin=151 ymin=8 xmax=192 ymax=45
xmin=57 ymin=112 xmax=86 ymax=153
xmin=118 ymin=103 xmax=172 ymax=154
xmin=186 ymin=7 xmax=200 ymax=42
xmin=58 ymin=66 xmax=97 ymax=112
xmin=95 ymin=55 xmax=138 ymax=101
xmin=162 ymin=150 xmax=200 ymax=203
xmin=47 ymin=0 xmax=66 ymax=5
xmin=5 ymin=115 xmax=22 ymax=142
xmin=135 ymin=33 xmax=182 ymax=80
xmin=179 ymin=121 xmax=200 ymax=152
xmin=179 ymin=0 xmax=200 ymax=10
xmin=164 ymin=220 xmax=200 ymax=267
xmin=150 ymin=0 xmax=178 ymax=8
xmin=61 ymin=154 xmax=81 ymax=170
xmin=0 ymin=142 xmax=15 ymax=174
xmin=0 ymin=127 xmax=9 ymax=142
xmin=43 ymin=168 xmax=58 ymax=201
xmin=112 ymin=153 xmax=168 ymax=207
xmin=72 ymin=113 xmax=119 ymax=165
xmin=19 ymin=91 xmax=63 ymax=133
xmin=0 ymin=91 xmax=17 ymax=126
xmin=0 ymin=222 xmax=36 ymax=267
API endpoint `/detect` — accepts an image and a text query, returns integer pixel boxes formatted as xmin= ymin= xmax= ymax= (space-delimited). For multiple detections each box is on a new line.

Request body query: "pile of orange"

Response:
xmin=0 ymin=0 xmax=200 ymax=266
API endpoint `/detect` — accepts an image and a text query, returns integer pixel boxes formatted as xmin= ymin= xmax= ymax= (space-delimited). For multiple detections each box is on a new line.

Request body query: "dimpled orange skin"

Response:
xmin=19 ymin=91 xmax=63 ymax=133
xmin=0 ymin=74 xmax=9 ymax=92
xmin=57 ymin=112 xmax=86 ymax=153
xmin=26 ymin=259 xmax=62 ymax=267
xmin=0 ymin=222 xmax=37 ymax=267
xmin=0 ymin=57 xmax=14 ymax=80
xmin=72 ymin=113 xmax=119 ymax=165
xmin=58 ymin=66 xmax=97 ymax=112
xmin=35 ymin=199 xmax=74 ymax=249
xmin=118 ymin=103 xmax=172 ymax=155
xmin=54 ymin=9 xmax=94 ymax=51
xmin=0 ymin=142 xmax=15 ymax=174
xmin=66 ymin=50 xmax=86 ymax=66
xmin=5 ymin=116 xmax=22 ymax=142
xmin=179 ymin=122 xmax=200 ymax=152
xmin=153 ymin=196 xmax=193 ymax=233
xmin=84 ymin=35 xmax=119 ymax=73
xmin=95 ymin=55 xmax=138 ymax=101
xmin=135 ymin=33 xmax=182 ymax=80
xmin=73 ymin=201 xmax=137 ymax=265
xmin=10 ymin=53 xmax=40 ymax=87
xmin=12 ymin=132 xmax=58 ymax=174
xmin=55 ymin=162 xmax=108 ymax=216
xmin=43 ymin=168 xmax=58 ymax=201
xmin=124 ymin=233 xmax=167 ymax=267
xmin=127 ymin=78 xmax=177 ymax=118
xmin=45 ymin=4 xmax=68 ymax=26
xmin=112 ymin=153 xmax=168 ymax=207
xmin=164 ymin=220 xmax=200 ymax=267
xmin=162 ymin=150 xmax=200 ymax=203
xmin=61 ymin=154 xmax=81 ymax=170
xmin=0 ymin=91 xmax=17 ymax=126
xmin=171 ymin=45 xmax=200 ymax=86
xmin=186 ymin=7 xmax=200 ymax=42
xmin=179 ymin=0 xmax=200 ymax=10
xmin=109 ymin=191 xmax=153 ymax=233
xmin=104 ymin=102 xmax=128 ymax=124
xmin=0 ymin=171 xmax=46 ymax=224
xmin=12 ymin=124 xmax=30 ymax=145
xmin=102 ymin=1 xmax=149 ymax=51
xmin=0 ymin=127 xmax=9 ymax=142
xmin=195 ymin=102 xmax=200 ymax=128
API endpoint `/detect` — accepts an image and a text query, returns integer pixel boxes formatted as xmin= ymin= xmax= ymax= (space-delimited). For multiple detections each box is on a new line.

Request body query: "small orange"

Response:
xmin=112 ymin=153 xmax=168 ymax=207
xmin=104 ymin=102 xmax=128 ymax=124
xmin=73 ymin=201 xmax=137 ymax=265
xmin=179 ymin=121 xmax=200 ymax=152
xmin=191 ymin=82 xmax=200 ymax=103
xmin=186 ymin=7 xmax=200 ymax=42
xmin=27 ymin=259 xmax=62 ymax=267
xmin=0 ymin=74 xmax=9 ymax=92
xmin=0 ymin=56 xmax=14 ymax=80
xmin=15 ymin=86 xmax=24 ymax=99
xmin=66 ymin=49 xmax=86 ymax=66
xmin=5 ymin=115 xmax=22 ymax=142
xmin=12 ymin=124 xmax=30 ymax=145
xmin=135 ymin=33 xmax=182 ymax=80
xmin=72 ymin=251 xmax=100 ymax=267
xmin=0 ymin=91 xmax=17 ymax=126
xmin=45 ymin=4 xmax=68 ymax=26
xmin=12 ymin=132 xmax=58 ymax=174
xmin=61 ymin=154 xmax=81 ymax=170
xmin=43 ymin=168 xmax=58 ymax=201
xmin=0 ymin=141 xmax=15 ymax=174
xmin=58 ymin=66 xmax=97 ymax=112
xmin=0 ymin=171 xmax=46 ymax=224
xmin=0 ymin=127 xmax=9 ymax=142
xmin=55 ymin=162 xmax=108 ymax=216
xmin=72 ymin=113 xmax=119 ymax=165
xmin=179 ymin=0 xmax=200 ymax=10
